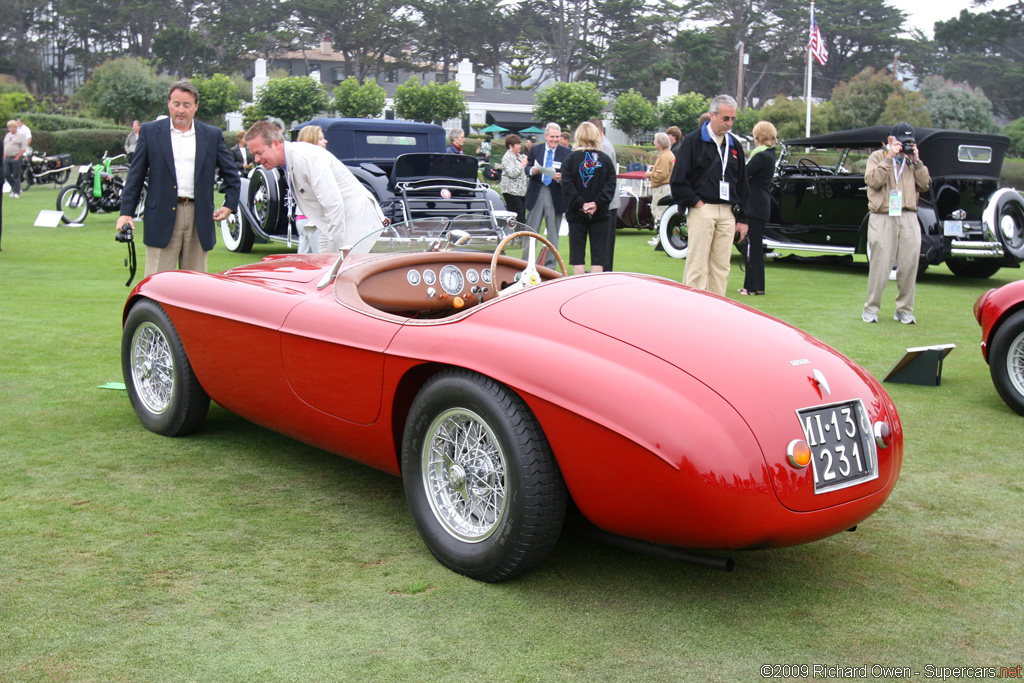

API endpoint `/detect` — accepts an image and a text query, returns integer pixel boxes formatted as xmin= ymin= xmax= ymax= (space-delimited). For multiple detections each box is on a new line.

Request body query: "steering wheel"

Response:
xmin=798 ymin=158 xmax=824 ymax=174
xmin=489 ymin=230 xmax=567 ymax=299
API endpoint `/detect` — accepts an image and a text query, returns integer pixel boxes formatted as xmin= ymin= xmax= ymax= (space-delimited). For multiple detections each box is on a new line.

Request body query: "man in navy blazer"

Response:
xmin=524 ymin=122 xmax=568 ymax=269
xmin=117 ymin=80 xmax=240 ymax=277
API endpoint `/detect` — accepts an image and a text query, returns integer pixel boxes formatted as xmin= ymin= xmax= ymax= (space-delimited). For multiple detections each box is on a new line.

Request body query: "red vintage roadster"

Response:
xmin=121 ymin=218 xmax=903 ymax=581
xmin=974 ymin=279 xmax=1024 ymax=415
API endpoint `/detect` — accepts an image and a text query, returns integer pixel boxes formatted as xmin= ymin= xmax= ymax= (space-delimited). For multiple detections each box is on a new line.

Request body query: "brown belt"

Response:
xmin=177 ymin=196 xmax=194 ymax=203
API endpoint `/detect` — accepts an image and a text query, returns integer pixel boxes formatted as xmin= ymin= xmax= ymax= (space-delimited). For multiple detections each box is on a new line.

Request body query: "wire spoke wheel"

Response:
xmin=422 ymin=408 xmax=507 ymax=542
xmin=130 ymin=321 xmax=175 ymax=415
xmin=57 ymin=186 xmax=89 ymax=224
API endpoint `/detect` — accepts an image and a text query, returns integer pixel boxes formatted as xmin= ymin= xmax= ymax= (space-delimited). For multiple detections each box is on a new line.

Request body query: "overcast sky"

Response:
xmin=876 ymin=0 xmax=1015 ymax=37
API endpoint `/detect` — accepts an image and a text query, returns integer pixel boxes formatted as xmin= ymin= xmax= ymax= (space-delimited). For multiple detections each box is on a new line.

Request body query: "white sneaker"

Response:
xmin=647 ymin=237 xmax=659 ymax=246
xmin=894 ymin=311 xmax=916 ymax=324
xmin=862 ymin=311 xmax=878 ymax=323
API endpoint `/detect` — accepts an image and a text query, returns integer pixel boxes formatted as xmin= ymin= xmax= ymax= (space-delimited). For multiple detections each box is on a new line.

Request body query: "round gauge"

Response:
xmin=439 ymin=265 xmax=465 ymax=296
xmin=481 ymin=268 xmax=492 ymax=284
xmin=407 ymin=269 xmax=421 ymax=286
xmin=422 ymin=269 xmax=436 ymax=286
xmin=466 ymin=269 xmax=479 ymax=284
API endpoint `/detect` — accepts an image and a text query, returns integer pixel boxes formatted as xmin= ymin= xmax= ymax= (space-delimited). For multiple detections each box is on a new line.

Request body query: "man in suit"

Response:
xmin=231 ymin=131 xmax=254 ymax=176
xmin=244 ymin=121 xmax=384 ymax=254
xmin=117 ymin=80 xmax=240 ymax=277
xmin=524 ymin=122 xmax=569 ymax=269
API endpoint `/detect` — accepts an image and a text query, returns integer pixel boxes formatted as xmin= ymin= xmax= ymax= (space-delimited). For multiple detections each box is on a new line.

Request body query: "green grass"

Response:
xmin=1 ymin=187 xmax=1022 ymax=682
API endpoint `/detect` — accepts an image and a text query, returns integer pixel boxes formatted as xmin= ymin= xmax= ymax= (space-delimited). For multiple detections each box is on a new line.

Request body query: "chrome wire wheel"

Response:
xmin=130 ymin=321 xmax=175 ymax=415
xmin=1005 ymin=328 xmax=1024 ymax=400
xmin=422 ymin=408 xmax=507 ymax=542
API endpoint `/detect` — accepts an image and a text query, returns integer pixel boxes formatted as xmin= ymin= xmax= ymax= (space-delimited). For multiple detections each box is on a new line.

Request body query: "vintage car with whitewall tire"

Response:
xmin=221 ymin=118 xmax=515 ymax=253
xmin=122 ymin=216 xmax=903 ymax=582
xmin=975 ymin=279 xmax=1024 ymax=416
xmin=656 ymin=126 xmax=1024 ymax=277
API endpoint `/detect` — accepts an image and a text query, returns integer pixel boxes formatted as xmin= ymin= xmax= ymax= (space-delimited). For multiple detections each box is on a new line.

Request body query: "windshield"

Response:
xmin=345 ymin=215 xmax=520 ymax=262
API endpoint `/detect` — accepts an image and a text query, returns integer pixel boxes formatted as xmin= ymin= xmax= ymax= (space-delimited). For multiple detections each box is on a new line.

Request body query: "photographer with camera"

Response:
xmin=862 ymin=122 xmax=931 ymax=325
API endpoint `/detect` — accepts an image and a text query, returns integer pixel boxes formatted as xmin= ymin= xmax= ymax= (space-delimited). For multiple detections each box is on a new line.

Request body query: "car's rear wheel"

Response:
xmin=57 ymin=186 xmax=89 ymax=224
xmin=659 ymin=205 xmax=688 ymax=259
xmin=221 ymin=211 xmax=254 ymax=253
xmin=122 ymin=298 xmax=210 ymax=436
xmin=989 ymin=309 xmax=1024 ymax=416
xmin=946 ymin=258 xmax=1001 ymax=279
xmin=401 ymin=369 xmax=567 ymax=582
xmin=994 ymin=194 xmax=1024 ymax=260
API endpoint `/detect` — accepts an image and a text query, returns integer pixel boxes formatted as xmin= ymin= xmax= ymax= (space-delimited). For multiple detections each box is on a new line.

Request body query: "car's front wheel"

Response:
xmin=989 ymin=309 xmax=1024 ymax=416
xmin=401 ymin=369 xmax=567 ymax=582
xmin=122 ymin=298 xmax=210 ymax=436
xmin=659 ymin=205 xmax=688 ymax=259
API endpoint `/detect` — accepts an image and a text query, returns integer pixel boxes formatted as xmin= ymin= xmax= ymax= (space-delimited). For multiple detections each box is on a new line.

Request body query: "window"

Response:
xmin=958 ymin=145 xmax=993 ymax=163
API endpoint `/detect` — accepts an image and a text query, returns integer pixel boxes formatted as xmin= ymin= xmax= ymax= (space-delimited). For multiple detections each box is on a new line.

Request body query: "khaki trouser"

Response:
xmin=651 ymin=184 xmax=671 ymax=225
xmin=144 ymin=202 xmax=207 ymax=278
xmin=684 ymin=203 xmax=735 ymax=297
xmin=864 ymin=211 xmax=921 ymax=317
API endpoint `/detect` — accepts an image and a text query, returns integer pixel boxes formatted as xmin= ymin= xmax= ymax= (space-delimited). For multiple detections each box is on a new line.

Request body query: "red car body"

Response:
xmin=974 ymin=279 xmax=1024 ymax=415
xmin=121 ymin=225 xmax=903 ymax=580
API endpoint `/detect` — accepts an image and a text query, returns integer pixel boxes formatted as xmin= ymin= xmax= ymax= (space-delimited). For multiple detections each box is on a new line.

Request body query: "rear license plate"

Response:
xmin=797 ymin=399 xmax=878 ymax=494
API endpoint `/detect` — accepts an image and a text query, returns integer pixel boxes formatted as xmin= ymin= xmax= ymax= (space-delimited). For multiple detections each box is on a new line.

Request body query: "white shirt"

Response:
xmin=17 ymin=124 xmax=31 ymax=143
xmin=170 ymin=121 xmax=197 ymax=198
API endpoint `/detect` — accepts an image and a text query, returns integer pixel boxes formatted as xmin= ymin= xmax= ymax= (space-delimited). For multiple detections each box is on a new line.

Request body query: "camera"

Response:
xmin=115 ymin=227 xmax=133 ymax=243
xmin=900 ymin=141 xmax=915 ymax=156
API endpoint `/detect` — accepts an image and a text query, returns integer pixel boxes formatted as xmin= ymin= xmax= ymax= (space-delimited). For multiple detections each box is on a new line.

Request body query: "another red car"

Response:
xmin=974 ymin=279 xmax=1024 ymax=415
xmin=121 ymin=218 xmax=903 ymax=581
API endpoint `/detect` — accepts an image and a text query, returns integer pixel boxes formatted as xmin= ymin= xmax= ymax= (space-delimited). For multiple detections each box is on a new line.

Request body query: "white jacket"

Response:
xmin=283 ymin=141 xmax=385 ymax=253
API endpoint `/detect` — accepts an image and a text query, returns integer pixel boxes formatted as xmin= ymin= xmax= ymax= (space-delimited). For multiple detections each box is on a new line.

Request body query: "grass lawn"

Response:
xmin=1 ymin=187 xmax=1022 ymax=682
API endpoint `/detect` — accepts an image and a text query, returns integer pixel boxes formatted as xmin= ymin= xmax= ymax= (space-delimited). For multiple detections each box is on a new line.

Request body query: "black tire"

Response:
xmin=401 ymin=369 xmax=567 ymax=582
xmin=659 ymin=205 xmax=688 ymax=259
xmin=994 ymin=195 xmax=1024 ymax=260
xmin=54 ymin=169 xmax=71 ymax=185
xmin=989 ymin=309 xmax=1024 ymax=417
xmin=249 ymin=166 xmax=288 ymax=237
xmin=57 ymin=186 xmax=89 ymax=224
xmin=221 ymin=211 xmax=255 ymax=253
xmin=122 ymin=298 xmax=210 ymax=436
xmin=946 ymin=258 xmax=1001 ymax=279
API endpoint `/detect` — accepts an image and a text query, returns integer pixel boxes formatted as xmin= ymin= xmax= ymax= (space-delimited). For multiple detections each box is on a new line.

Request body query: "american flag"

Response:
xmin=810 ymin=7 xmax=829 ymax=66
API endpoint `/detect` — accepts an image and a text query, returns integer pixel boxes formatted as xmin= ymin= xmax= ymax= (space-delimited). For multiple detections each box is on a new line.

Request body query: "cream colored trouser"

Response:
xmin=144 ymin=203 xmax=207 ymax=277
xmin=683 ymin=203 xmax=735 ymax=297
xmin=864 ymin=211 xmax=921 ymax=317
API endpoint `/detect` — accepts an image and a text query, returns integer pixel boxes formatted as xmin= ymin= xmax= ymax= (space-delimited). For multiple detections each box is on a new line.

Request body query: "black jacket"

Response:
xmin=669 ymin=122 xmax=749 ymax=218
xmin=745 ymin=146 xmax=775 ymax=221
xmin=560 ymin=149 xmax=617 ymax=224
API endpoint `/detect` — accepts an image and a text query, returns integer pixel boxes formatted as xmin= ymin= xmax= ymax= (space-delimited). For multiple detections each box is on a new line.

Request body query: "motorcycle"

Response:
xmin=21 ymin=150 xmax=74 ymax=188
xmin=56 ymin=152 xmax=144 ymax=224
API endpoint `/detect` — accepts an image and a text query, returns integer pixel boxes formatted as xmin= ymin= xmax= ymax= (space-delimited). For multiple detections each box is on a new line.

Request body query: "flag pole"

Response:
xmin=805 ymin=1 xmax=814 ymax=137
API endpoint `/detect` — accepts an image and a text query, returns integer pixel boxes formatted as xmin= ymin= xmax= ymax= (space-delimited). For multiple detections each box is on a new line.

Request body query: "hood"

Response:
xmin=222 ymin=254 xmax=336 ymax=284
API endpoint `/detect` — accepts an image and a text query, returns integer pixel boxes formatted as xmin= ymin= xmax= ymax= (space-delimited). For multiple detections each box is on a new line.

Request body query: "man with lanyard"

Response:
xmin=669 ymin=94 xmax=748 ymax=296
xmin=862 ymin=122 xmax=930 ymax=324
xmin=524 ymin=122 xmax=568 ymax=269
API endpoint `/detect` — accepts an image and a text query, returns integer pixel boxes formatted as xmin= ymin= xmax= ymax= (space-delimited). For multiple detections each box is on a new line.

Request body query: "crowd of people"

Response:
xmin=101 ymin=81 xmax=929 ymax=323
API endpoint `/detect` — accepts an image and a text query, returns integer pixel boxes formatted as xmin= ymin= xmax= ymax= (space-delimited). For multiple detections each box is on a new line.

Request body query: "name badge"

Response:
xmin=888 ymin=190 xmax=902 ymax=216
xmin=552 ymin=161 xmax=561 ymax=171
xmin=719 ymin=181 xmax=730 ymax=201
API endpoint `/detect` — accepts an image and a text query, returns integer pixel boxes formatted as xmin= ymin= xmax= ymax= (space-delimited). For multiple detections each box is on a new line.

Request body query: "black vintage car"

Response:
xmin=657 ymin=126 xmax=1024 ymax=278
xmin=222 ymin=118 xmax=513 ymax=252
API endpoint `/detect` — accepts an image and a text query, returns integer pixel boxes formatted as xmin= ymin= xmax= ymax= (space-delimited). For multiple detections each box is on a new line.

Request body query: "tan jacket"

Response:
xmin=647 ymin=148 xmax=675 ymax=187
xmin=865 ymin=148 xmax=930 ymax=214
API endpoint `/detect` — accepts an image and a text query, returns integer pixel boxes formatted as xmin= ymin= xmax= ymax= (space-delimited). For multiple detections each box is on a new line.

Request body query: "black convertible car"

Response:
xmin=657 ymin=126 xmax=1024 ymax=278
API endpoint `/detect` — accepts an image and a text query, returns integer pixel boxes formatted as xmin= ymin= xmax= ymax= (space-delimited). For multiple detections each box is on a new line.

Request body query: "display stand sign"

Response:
xmin=35 ymin=210 xmax=76 ymax=228
xmin=884 ymin=344 xmax=956 ymax=386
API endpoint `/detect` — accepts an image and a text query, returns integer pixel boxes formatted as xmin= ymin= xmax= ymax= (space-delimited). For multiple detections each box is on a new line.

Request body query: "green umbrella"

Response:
xmin=479 ymin=124 xmax=508 ymax=133
xmin=518 ymin=126 xmax=545 ymax=134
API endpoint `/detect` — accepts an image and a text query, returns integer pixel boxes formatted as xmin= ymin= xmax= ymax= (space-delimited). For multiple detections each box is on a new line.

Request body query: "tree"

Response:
xmin=659 ymin=92 xmax=708 ymax=134
xmin=74 ymin=57 xmax=170 ymax=124
xmin=0 ymin=92 xmax=36 ymax=124
xmin=920 ymin=76 xmax=996 ymax=133
xmin=191 ymin=74 xmax=242 ymax=124
xmin=878 ymin=91 xmax=932 ymax=129
xmin=333 ymin=77 xmax=386 ymax=119
xmin=253 ymin=77 xmax=331 ymax=128
xmin=533 ymin=81 xmax=606 ymax=132
xmin=1005 ymin=118 xmax=1024 ymax=158
xmin=393 ymin=79 xmax=467 ymax=123
xmin=828 ymin=69 xmax=901 ymax=131
xmin=612 ymin=89 xmax=658 ymax=143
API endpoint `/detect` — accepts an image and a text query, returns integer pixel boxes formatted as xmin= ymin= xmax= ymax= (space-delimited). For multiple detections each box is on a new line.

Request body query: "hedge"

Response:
xmin=19 ymin=112 xmax=121 ymax=132
xmin=1001 ymin=159 xmax=1024 ymax=189
xmin=38 ymin=130 xmax=132 ymax=164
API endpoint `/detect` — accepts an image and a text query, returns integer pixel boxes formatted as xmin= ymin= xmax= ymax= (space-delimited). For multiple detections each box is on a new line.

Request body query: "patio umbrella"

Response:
xmin=479 ymin=124 xmax=508 ymax=133
xmin=518 ymin=126 xmax=545 ymax=135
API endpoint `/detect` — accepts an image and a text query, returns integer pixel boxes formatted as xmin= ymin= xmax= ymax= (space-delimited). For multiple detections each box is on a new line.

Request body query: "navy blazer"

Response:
xmin=120 ymin=118 xmax=240 ymax=251
xmin=524 ymin=143 xmax=569 ymax=214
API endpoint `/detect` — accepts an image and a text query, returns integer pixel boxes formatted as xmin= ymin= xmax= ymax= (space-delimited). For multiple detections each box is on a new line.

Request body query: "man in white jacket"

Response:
xmin=244 ymin=121 xmax=384 ymax=253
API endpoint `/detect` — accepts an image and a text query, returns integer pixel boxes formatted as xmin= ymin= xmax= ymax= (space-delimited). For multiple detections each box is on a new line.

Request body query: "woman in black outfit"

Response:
xmin=560 ymin=121 xmax=617 ymax=274
xmin=740 ymin=121 xmax=777 ymax=295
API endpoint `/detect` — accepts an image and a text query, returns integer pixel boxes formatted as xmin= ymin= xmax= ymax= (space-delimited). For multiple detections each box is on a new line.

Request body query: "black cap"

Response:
xmin=890 ymin=122 xmax=915 ymax=143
